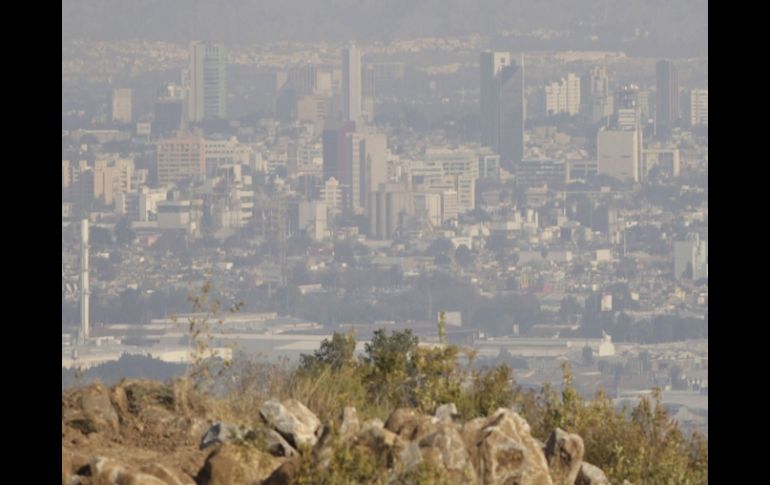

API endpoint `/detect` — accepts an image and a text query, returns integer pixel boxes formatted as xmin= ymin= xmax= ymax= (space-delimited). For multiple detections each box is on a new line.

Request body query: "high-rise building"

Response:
xmin=480 ymin=51 xmax=524 ymax=167
xmin=689 ymin=89 xmax=708 ymax=126
xmin=369 ymin=182 xmax=413 ymax=240
xmin=359 ymin=131 xmax=388 ymax=213
xmin=615 ymin=85 xmax=642 ymax=128
xmin=612 ymin=85 xmax=644 ymax=171
xmin=544 ymin=74 xmax=580 ymax=116
xmin=321 ymin=177 xmax=343 ymax=219
xmin=322 ymin=122 xmax=356 ymax=210
xmin=342 ymin=46 xmax=362 ymax=124
xmin=597 ymin=129 xmax=639 ymax=182
xmin=581 ymin=67 xmax=613 ymax=122
xmin=655 ymin=60 xmax=679 ymax=139
xmin=565 ymin=73 xmax=581 ymax=116
xmin=544 ymin=81 xmax=567 ymax=116
xmin=188 ymin=42 xmax=227 ymax=121
xmin=111 ymin=88 xmax=132 ymax=124
xmin=156 ymin=133 xmax=206 ymax=185
xmin=362 ymin=64 xmax=376 ymax=123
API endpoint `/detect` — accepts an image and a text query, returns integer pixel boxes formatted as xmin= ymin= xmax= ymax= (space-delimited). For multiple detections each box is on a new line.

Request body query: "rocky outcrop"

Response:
xmin=259 ymin=399 xmax=322 ymax=449
xmin=63 ymin=381 xmax=620 ymax=485
xmin=545 ymin=428 xmax=585 ymax=485
xmin=63 ymin=382 xmax=120 ymax=435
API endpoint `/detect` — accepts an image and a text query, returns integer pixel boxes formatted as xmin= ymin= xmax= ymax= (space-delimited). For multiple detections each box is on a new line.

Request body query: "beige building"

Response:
xmin=111 ymin=88 xmax=132 ymax=124
xmin=689 ymin=89 xmax=708 ymax=126
xmin=597 ymin=129 xmax=639 ymax=182
xmin=157 ymin=134 xmax=205 ymax=185
xmin=642 ymin=148 xmax=680 ymax=178
xmin=62 ymin=160 xmax=71 ymax=188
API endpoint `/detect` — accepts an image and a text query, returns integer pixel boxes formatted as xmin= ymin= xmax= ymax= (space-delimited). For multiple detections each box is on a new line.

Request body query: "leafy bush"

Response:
xmin=216 ymin=332 xmax=708 ymax=484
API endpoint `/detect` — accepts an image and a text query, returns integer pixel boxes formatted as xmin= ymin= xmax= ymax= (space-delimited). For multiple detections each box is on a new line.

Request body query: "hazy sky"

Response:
xmin=63 ymin=0 xmax=707 ymax=57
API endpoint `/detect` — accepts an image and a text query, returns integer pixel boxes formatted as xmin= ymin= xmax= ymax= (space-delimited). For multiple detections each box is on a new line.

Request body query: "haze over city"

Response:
xmin=62 ymin=1 xmax=707 ymax=482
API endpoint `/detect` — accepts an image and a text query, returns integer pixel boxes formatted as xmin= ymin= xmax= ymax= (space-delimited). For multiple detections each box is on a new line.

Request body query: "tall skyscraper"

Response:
xmin=342 ymin=46 xmax=362 ymax=124
xmin=322 ymin=122 xmax=356 ymax=210
xmin=188 ymin=42 xmax=227 ymax=121
xmin=111 ymin=88 xmax=132 ymax=124
xmin=480 ymin=51 xmax=524 ymax=168
xmin=581 ymin=67 xmax=610 ymax=119
xmin=655 ymin=60 xmax=679 ymax=139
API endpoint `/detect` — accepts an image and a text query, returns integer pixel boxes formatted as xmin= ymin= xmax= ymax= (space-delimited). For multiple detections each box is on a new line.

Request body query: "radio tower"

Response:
xmin=80 ymin=218 xmax=90 ymax=345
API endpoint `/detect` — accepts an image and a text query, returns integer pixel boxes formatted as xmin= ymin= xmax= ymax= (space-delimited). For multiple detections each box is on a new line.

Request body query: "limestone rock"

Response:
xmin=384 ymin=408 xmax=424 ymax=439
xmin=544 ymin=428 xmax=584 ymax=485
xmin=478 ymin=409 xmax=553 ymax=485
xmin=265 ymin=428 xmax=298 ymax=457
xmin=88 ymin=456 xmax=169 ymax=485
xmin=262 ymin=457 xmax=300 ymax=485
xmin=575 ymin=462 xmax=610 ymax=485
xmin=199 ymin=422 xmax=256 ymax=450
xmin=434 ymin=403 xmax=459 ymax=422
xmin=196 ymin=443 xmax=277 ymax=485
xmin=419 ymin=422 xmax=476 ymax=483
xmin=260 ymin=399 xmax=321 ymax=449
xmin=140 ymin=463 xmax=193 ymax=485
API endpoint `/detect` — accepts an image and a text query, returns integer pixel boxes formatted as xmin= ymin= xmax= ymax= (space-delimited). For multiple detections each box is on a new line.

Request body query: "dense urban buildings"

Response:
xmin=63 ymin=32 xmax=707 ymax=438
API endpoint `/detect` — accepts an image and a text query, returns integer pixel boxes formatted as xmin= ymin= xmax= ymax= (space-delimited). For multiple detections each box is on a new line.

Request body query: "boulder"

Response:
xmin=384 ymin=408 xmax=423 ymax=439
xmin=575 ymin=462 xmax=610 ymax=485
xmin=196 ymin=443 xmax=280 ymax=485
xmin=419 ymin=422 xmax=477 ymax=483
xmin=88 ymin=456 xmax=169 ymax=485
xmin=140 ymin=463 xmax=193 ymax=485
xmin=544 ymin=428 xmax=584 ymax=485
xmin=461 ymin=416 xmax=488 ymax=471
xmin=478 ymin=426 xmax=527 ymax=484
xmin=397 ymin=440 xmax=423 ymax=471
xmin=478 ymin=409 xmax=553 ymax=485
xmin=260 ymin=399 xmax=321 ymax=449
xmin=434 ymin=403 xmax=459 ymax=422
xmin=354 ymin=418 xmax=398 ymax=454
xmin=264 ymin=428 xmax=298 ymax=457
xmin=66 ymin=384 xmax=120 ymax=435
xmin=199 ymin=422 xmax=256 ymax=450
xmin=262 ymin=457 xmax=300 ymax=485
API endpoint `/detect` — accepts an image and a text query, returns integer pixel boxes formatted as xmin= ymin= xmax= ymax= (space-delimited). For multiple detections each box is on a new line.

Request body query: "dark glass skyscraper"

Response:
xmin=655 ymin=60 xmax=679 ymax=139
xmin=480 ymin=51 xmax=524 ymax=169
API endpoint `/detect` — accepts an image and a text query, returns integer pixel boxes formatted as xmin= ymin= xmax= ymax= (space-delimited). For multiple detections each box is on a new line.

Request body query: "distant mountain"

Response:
xmin=62 ymin=0 xmax=707 ymax=57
